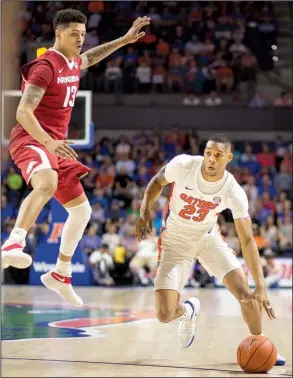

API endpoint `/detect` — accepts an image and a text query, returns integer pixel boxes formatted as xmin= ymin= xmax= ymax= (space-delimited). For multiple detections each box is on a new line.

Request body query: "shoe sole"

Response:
xmin=2 ymin=252 xmax=32 ymax=269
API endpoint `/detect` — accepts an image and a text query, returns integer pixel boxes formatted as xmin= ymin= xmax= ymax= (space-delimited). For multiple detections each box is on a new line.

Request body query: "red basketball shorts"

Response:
xmin=10 ymin=140 xmax=90 ymax=205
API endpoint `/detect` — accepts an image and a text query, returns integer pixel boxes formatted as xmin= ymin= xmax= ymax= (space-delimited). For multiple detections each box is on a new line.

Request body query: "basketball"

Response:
xmin=237 ymin=335 xmax=277 ymax=373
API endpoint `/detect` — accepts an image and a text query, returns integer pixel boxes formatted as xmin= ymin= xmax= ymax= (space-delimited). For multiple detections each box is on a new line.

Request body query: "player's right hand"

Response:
xmin=46 ymin=139 xmax=78 ymax=160
xmin=136 ymin=210 xmax=153 ymax=242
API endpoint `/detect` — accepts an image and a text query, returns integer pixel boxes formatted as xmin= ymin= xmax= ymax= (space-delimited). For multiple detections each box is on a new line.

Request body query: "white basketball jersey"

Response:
xmin=163 ymin=154 xmax=249 ymax=236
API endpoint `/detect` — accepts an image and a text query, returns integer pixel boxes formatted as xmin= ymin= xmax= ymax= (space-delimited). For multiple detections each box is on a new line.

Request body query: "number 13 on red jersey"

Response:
xmin=63 ymin=85 xmax=77 ymax=107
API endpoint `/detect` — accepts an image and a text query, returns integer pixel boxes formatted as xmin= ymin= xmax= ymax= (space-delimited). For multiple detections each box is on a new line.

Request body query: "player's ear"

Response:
xmin=228 ymin=153 xmax=233 ymax=163
xmin=55 ymin=28 xmax=62 ymax=41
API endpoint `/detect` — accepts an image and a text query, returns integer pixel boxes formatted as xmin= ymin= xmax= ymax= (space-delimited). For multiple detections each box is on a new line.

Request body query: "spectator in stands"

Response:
xmin=84 ymin=29 xmax=99 ymax=51
xmin=260 ymin=215 xmax=278 ymax=251
xmin=102 ymin=223 xmax=120 ymax=253
xmin=229 ymin=37 xmax=248 ymax=56
xmin=91 ymin=201 xmax=106 ymax=226
xmin=89 ymin=244 xmax=115 ymax=286
xmin=120 ymin=226 xmax=138 ymax=256
xmin=129 ymin=230 xmax=157 ymax=286
xmin=248 ymin=92 xmax=266 ymax=108
xmin=242 ymin=175 xmax=259 ymax=214
xmin=257 ymin=143 xmax=276 ymax=170
xmin=278 ymin=215 xmax=292 ymax=254
xmin=1 ymin=194 xmax=14 ymax=223
xmin=115 ymin=154 xmax=135 ymax=177
xmin=225 ymin=225 xmax=241 ymax=255
xmin=263 ymin=250 xmax=282 ymax=288
xmin=135 ymin=61 xmax=152 ymax=92
xmin=105 ymin=199 xmax=126 ymax=226
xmin=240 ymin=51 xmax=258 ymax=101
xmin=215 ymin=63 xmax=234 ymax=93
xmin=274 ymin=164 xmax=292 ymax=197
xmin=80 ymin=224 xmax=102 ymax=255
xmin=185 ymin=35 xmax=204 ymax=55
xmin=104 ymin=60 xmax=123 ymax=93
xmin=152 ymin=63 xmax=167 ymax=92
xmin=87 ymin=7 xmax=102 ymax=29
xmin=258 ymin=174 xmax=277 ymax=198
xmin=156 ymin=38 xmax=170 ymax=58
xmin=167 ymin=61 xmax=184 ymax=92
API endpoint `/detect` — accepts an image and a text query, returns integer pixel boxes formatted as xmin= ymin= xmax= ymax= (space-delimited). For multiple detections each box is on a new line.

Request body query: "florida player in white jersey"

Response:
xmin=136 ymin=134 xmax=285 ymax=366
xmin=2 ymin=9 xmax=150 ymax=307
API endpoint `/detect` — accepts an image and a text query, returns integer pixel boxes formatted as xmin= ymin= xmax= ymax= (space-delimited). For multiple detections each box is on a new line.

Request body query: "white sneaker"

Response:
xmin=276 ymin=353 xmax=286 ymax=366
xmin=1 ymin=240 xmax=32 ymax=269
xmin=40 ymin=270 xmax=83 ymax=307
xmin=178 ymin=297 xmax=201 ymax=348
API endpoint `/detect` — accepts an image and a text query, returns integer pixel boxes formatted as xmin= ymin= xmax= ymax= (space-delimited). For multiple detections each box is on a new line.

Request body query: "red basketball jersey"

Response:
xmin=10 ymin=48 xmax=82 ymax=152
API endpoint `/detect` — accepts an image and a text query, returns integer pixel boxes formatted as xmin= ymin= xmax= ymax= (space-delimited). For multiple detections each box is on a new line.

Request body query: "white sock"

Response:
xmin=56 ymin=258 xmax=72 ymax=277
xmin=9 ymin=227 xmax=27 ymax=243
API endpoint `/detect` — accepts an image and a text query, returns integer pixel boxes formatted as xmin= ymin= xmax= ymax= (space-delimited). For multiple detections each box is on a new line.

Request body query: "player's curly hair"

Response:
xmin=53 ymin=9 xmax=87 ymax=30
xmin=208 ymin=133 xmax=231 ymax=147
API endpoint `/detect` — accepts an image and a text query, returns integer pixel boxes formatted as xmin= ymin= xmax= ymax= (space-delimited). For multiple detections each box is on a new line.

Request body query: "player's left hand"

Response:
xmin=251 ymin=285 xmax=276 ymax=320
xmin=124 ymin=16 xmax=151 ymax=44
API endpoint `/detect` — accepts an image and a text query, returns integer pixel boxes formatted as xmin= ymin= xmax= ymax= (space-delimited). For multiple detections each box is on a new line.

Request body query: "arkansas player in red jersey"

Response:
xmin=2 ymin=9 xmax=150 ymax=307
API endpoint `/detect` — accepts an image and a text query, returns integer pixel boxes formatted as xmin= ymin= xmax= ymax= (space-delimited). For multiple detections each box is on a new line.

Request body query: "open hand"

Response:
xmin=46 ymin=139 xmax=77 ymax=160
xmin=246 ymin=285 xmax=276 ymax=320
xmin=136 ymin=209 xmax=153 ymax=242
xmin=124 ymin=16 xmax=151 ymax=44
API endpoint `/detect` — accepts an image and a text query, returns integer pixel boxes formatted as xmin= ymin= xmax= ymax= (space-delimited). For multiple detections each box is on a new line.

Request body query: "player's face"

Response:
xmin=203 ymin=141 xmax=233 ymax=178
xmin=56 ymin=23 xmax=86 ymax=57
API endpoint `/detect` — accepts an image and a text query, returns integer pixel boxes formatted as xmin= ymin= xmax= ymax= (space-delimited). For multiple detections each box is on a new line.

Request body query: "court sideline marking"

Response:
xmin=2 ymin=356 xmax=291 ymax=377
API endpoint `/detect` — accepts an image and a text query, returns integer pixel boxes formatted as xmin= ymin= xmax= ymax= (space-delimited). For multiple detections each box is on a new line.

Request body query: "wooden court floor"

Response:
xmin=1 ymin=285 xmax=292 ymax=377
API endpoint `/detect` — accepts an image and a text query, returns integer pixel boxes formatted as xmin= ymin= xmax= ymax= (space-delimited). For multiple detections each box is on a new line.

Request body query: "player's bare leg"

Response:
xmin=155 ymin=289 xmax=201 ymax=348
xmin=2 ymin=169 xmax=58 ymax=269
xmin=40 ymin=192 xmax=92 ymax=307
xmin=223 ymin=268 xmax=286 ymax=366
xmin=155 ymin=289 xmax=184 ymax=322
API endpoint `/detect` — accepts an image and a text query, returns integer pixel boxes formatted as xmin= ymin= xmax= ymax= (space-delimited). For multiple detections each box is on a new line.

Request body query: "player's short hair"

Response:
xmin=53 ymin=9 xmax=87 ymax=30
xmin=208 ymin=133 xmax=232 ymax=148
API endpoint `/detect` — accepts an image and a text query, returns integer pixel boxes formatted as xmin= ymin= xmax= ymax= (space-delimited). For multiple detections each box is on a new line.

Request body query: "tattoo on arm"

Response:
xmin=18 ymin=84 xmax=45 ymax=112
xmin=80 ymin=37 xmax=126 ymax=69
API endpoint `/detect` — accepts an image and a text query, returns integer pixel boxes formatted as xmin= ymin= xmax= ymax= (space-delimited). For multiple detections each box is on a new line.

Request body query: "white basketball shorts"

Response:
xmin=154 ymin=224 xmax=241 ymax=294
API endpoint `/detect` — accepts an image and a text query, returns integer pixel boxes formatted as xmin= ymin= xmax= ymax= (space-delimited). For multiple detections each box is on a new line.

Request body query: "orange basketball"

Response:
xmin=237 ymin=335 xmax=277 ymax=373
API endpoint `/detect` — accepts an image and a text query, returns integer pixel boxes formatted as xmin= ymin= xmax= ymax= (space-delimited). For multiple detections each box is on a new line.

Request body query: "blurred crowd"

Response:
xmin=2 ymin=130 xmax=292 ymax=288
xmin=19 ymin=1 xmax=281 ymax=102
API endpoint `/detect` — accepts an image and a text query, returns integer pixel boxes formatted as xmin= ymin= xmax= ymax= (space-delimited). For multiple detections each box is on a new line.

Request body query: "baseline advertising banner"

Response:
xmin=29 ymin=199 xmax=93 ymax=286
xmin=214 ymin=258 xmax=292 ymax=288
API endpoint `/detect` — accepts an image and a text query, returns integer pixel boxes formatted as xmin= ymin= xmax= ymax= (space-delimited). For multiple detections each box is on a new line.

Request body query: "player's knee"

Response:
xmin=32 ymin=170 xmax=58 ymax=198
xmin=156 ymin=306 xmax=175 ymax=323
xmin=80 ymin=200 xmax=92 ymax=223
xmin=66 ymin=200 xmax=92 ymax=230
xmin=35 ymin=179 xmax=58 ymax=198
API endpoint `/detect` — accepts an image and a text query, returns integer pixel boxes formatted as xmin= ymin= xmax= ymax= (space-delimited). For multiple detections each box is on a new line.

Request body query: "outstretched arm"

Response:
xmin=234 ymin=217 xmax=275 ymax=319
xmin=80 ymin=16 xmax=150 ymax=69
xmin=136 ymin=166 xmax=170 ymax=241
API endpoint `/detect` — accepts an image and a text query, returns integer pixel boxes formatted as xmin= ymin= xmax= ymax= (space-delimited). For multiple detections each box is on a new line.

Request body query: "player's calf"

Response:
xmin=40 ymin=199 xmax=91 ymax=306
xmin=155 ymin=289 xmax=182 ymax=323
